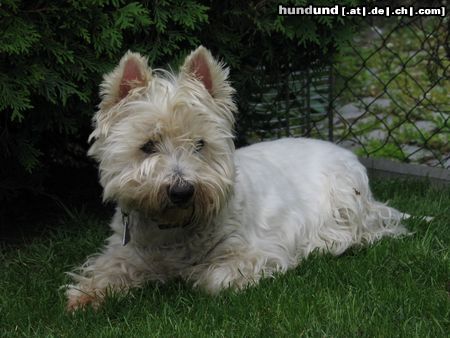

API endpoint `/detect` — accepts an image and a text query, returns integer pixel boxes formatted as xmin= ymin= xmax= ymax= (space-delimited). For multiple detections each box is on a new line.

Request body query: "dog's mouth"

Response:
xmin=153 ymin=204 xmax=195 ymax=230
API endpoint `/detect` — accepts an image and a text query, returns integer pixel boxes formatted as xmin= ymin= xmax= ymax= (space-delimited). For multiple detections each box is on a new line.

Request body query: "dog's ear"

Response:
xmin=89 ymin=51 xmax=152 ymax=142
xmin=181 ymin=46 xmax=235 ymax=101
xmin=99 ymin=51 xmax=152 ymax=111
xmin=180 ymin=46 xmax=236 ymax=124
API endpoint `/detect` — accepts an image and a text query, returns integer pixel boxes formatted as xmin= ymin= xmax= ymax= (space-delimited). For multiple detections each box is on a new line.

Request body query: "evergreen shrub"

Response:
xmin=0 ymin=0 xmax=359 ymax=201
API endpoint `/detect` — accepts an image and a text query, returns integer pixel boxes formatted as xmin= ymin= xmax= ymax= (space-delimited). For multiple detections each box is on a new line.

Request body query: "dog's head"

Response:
xmin=89 ymin=46 xmax=237 ymax=227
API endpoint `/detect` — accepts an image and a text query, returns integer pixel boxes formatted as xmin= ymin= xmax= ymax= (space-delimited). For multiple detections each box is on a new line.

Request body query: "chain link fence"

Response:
xmin=239 ymin=10 xmax=449 ymax=170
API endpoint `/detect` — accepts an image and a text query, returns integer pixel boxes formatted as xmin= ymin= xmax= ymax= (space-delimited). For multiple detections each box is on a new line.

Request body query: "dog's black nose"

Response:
xmin=168 ymin=182 xmax=194 ymax=205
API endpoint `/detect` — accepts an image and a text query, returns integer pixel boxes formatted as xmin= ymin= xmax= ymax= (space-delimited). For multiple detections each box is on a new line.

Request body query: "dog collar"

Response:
xmin=120 ymin=209 xmax=191 ymax=246
xmin=121 ymin=211 xmax=131 ymax=246
xmin=157 ymin=223 xmax=183 ymax=230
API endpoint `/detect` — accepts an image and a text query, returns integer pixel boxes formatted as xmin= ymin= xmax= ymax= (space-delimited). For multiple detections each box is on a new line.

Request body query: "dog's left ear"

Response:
xmin=181 ymin=46 xmax=235 ymax=103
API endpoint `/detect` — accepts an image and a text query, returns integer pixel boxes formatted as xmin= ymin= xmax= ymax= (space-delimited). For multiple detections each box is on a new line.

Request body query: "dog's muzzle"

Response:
xmin=167 ymin=181 xmax=194 ymax=206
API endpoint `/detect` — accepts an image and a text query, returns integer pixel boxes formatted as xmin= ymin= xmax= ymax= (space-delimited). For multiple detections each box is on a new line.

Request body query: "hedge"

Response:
xmin=0 ymin=0 xmax=359 ymax=202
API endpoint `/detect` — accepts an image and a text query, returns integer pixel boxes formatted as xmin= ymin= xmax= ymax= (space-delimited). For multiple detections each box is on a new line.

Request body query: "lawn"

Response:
xmin=1 ymin=179 xmax=449 ymax=337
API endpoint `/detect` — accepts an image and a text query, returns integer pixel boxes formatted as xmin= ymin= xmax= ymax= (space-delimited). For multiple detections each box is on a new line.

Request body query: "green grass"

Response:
xmin=1 ymin=179 xmax=449 ymax=337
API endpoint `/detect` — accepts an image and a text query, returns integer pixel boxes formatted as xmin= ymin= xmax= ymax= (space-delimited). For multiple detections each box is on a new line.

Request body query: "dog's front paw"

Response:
xmin=65 ymin=288 xmax=103 ymax=312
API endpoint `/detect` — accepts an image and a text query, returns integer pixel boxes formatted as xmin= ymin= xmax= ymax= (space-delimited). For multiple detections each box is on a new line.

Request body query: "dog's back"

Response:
xmin=232 ymin=137 xmax=407 ymax=257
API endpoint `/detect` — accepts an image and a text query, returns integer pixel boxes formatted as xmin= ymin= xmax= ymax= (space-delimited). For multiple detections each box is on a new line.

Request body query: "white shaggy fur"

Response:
xmin=65 ymin=46 xmax=408 ymax=310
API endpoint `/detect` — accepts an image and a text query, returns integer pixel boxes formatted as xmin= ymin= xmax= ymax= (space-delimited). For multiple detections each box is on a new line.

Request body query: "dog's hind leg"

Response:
xmin=186 ymin=241 xmax=289 ymax=294
xmin=187 ymin=256 xmax=263 ymax=294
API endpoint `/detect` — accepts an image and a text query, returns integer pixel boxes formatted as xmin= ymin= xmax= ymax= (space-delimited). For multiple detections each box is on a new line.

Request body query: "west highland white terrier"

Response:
xmin=65 ymin=46 xmax=408 ymax=310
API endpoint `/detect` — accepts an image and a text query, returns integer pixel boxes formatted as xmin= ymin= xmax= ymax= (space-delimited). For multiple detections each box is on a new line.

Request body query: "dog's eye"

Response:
xmin=195 ymin=139 xmax=205 ymax=152
xmin=141 ymin=140 xmax=157 ymax=154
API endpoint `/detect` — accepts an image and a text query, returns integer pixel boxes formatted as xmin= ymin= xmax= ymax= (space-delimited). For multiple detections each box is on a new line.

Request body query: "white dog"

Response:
xmin=65 ymin=46 xmax=408 ymax=310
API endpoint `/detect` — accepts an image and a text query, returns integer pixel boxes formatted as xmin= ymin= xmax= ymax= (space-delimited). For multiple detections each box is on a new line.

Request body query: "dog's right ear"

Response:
xmin=99 ymin=51 xmax=152 ymax=111
xmin=89 ymin=52 xmax=152 ymax=142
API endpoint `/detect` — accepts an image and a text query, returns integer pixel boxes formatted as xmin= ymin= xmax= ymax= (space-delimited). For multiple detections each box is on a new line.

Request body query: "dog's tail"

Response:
xmin=356 ymin=199 xmax=435 ymax=247
xmin=326 ymin=171 xmax=433 ymax=253
xmin=400 ymin=212 xmax=433 ymax=223
xmin=357 ymin=200 xmax=409 ymax=244
xmin=322 ymin=158 xmax=433 ymax=255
